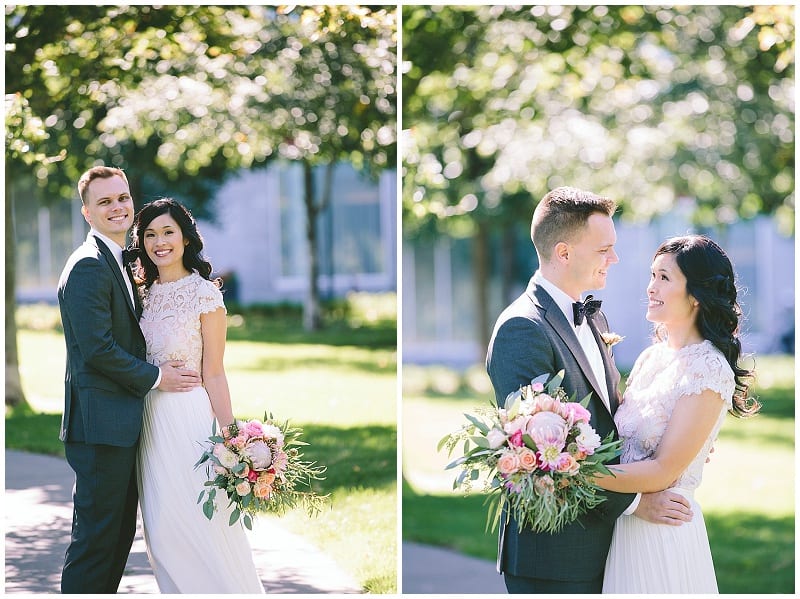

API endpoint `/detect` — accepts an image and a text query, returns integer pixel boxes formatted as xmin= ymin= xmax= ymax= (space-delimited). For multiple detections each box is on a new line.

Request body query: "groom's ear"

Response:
xmin=553 ymin=241 xmax=570 ymax=263
xmin=80 ymin=204 xmax=92 ymax=227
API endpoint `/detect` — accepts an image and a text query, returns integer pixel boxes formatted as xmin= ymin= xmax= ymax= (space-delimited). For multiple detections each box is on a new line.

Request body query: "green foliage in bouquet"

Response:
xmin=195 ymin=412 xmax=329 ymax=530
xmin=439 ymin=371 xmax=622 ymax=534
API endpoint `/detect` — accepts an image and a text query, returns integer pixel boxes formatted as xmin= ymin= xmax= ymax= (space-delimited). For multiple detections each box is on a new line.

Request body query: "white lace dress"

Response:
xmin=136 ymin=272 xmax=264 ymax=593
xmin=603 ymin=340 xmax=734 ymax=594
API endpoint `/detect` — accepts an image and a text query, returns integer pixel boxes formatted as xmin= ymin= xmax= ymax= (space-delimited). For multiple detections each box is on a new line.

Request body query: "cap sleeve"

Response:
xmin=196 ymin=277 xmax=226 ymax=315
xmin=677 ymin=344 xmax=735 ymax=409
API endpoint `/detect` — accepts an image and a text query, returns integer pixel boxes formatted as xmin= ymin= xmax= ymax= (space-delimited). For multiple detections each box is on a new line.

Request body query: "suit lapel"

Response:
xmin=587 ymin=317 xmax=620 ymax=413
xmin=91 ymin=235 xmax=138 ymax=318
xmin=528 ymin=282 xmax=611 ymax=414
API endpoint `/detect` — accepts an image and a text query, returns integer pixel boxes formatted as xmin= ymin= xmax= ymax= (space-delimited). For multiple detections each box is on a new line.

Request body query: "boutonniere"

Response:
xmin=600 ymin=332 xmax=624 ymax=347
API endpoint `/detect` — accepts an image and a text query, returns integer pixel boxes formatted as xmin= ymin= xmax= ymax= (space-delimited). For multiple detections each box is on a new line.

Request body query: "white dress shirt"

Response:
xmin=534 ymin=271 xmax=641 ymax=515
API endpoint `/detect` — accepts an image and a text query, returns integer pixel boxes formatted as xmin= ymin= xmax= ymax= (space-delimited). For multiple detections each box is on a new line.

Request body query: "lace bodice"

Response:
xmin=139 ymin=272 xmax=225 ymax=374
xmin=615 ymin=340 xmax=735 ymax=491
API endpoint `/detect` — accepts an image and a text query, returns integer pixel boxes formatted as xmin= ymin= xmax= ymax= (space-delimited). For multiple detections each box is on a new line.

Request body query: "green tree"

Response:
xmin=403 ymin=5 xmax=794 ymax=347
xmin=5 ymin=5 xmax=396 ymax=408
xmin=101 ymin=5 xmax=397 ymax=329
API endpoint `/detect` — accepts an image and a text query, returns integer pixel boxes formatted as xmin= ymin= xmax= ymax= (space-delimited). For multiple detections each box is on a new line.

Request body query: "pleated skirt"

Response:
xmin=603 ymin=488 xmax=718 ymax=593
xmin=137 ymin=386 xmax=265 ymax=594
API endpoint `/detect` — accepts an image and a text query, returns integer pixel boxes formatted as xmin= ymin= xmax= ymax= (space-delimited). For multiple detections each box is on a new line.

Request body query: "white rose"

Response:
xmin=486 ymin=428 xmax=507 ymax=449
xmin=212 ymin=444 xmax=239 ymax=470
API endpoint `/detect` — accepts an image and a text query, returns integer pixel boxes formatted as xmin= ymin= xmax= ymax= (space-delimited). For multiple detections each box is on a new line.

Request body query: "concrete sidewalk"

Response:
xmin=401 ymin=542 xmax=506 ymax=595
xmin=4 ymin=449 xmax=361 ymax=594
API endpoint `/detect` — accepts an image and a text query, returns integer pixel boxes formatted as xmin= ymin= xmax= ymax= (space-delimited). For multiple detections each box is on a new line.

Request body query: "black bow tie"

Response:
xmin=122 ymin=247 xmax=139 ymax=266
xmin=573 ymin=295 xmax=602 ymax=326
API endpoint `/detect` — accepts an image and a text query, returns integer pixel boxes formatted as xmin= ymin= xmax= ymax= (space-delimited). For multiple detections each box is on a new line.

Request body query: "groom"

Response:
xmin=486 ymin=187 xmax=693 ymax=593
xmin=58 ymin=165 xmax=201 ymax=593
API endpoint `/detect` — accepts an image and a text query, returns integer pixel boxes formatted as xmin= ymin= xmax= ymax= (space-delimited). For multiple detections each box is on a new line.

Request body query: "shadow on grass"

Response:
xmin=402 ymin=480 xmax=795 ymax=594
xmin=4 ymin=412 xmax=396 ymax=497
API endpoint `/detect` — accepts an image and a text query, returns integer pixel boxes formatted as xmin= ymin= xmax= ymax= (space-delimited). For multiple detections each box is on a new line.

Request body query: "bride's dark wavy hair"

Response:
xmin=130 ymin=198 xmax=219 ymax=289
xmin=653 ymin=235 xmax=759 ymax=417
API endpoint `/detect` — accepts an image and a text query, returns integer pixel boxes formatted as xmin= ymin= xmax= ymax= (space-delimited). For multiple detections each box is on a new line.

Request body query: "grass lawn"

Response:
xmin=8 ymin=301 xmax=398 ymax=593
xmin=402 ymin=355 xmax=795 ymax=594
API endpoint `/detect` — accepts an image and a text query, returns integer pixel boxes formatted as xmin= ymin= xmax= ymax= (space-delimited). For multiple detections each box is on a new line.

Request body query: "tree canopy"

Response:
xmin=402 ymin=5 xmax=794 ymax=237
xmin=6 ymin=4 xmax=396 ymax=212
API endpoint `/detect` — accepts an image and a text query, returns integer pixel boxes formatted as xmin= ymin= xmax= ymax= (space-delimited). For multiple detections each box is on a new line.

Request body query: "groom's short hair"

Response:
xmin=78 ymin=166 xmax=129 ymax=204
xmin=531 ymin=186 xmax=617 ymax=261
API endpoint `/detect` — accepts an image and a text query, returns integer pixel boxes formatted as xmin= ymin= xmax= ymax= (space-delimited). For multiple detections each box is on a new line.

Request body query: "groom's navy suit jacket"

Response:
xmin=486 ymin=277 xmax=635 ymax=584
xmin=58 ymin=233 xmax=158 ymax=447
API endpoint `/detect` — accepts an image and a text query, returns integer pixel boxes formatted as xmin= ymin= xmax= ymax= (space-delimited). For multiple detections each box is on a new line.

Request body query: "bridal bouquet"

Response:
xmin=439 ymin=371 xmax=622 ymax=534
xmin=195 ymin=413 xmax=328 ymax=529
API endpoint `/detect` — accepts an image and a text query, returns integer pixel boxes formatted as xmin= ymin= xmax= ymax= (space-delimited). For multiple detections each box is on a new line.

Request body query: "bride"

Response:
xmin=131 ymin=198 xmax=264 ymax=593
xmin=594 ymin=235 xmax=759 ymax=593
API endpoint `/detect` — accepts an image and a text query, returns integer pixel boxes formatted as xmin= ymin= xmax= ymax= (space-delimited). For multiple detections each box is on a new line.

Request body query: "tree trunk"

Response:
xmin=5 ymin=181 xmax=29 ymax=409
xmin=302 ymin=161 xmax=322 ymax=331
xmin=473 ymin=220 xmax=491 ymax=353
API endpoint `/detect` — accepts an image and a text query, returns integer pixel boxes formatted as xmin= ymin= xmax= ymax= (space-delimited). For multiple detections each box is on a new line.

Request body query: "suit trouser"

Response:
xmin=61 ymin=442 xmax=139 ymax=594
xmin=504 ymin=572 xmax=603 ymax=594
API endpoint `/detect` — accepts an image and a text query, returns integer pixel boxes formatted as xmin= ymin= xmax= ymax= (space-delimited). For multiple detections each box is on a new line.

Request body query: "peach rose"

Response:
xmin=557 ymin=453 xmax=580 ymax=476
xmin=497 ymin=451 xmax=521 ymax=475
xmin=518 ymin=448 xmax=538 ymax=472
xmin=253 ymin=481 xmax=272 ymax=499
xmin=235 ymin=480 xmax=252 ymax=496
xmin=259 ymin=471 xmax=277 ymax=486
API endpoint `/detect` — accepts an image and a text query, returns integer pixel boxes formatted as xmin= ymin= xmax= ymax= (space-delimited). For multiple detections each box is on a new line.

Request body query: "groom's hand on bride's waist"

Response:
xmin=633 ymin=490 xmax=693 ymax=526
xmin=157 ymin=360 xmax=202 ymax=393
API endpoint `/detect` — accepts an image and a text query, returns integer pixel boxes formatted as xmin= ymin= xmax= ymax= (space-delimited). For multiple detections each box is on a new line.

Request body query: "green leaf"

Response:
xmin=470 ymin=435 xmax=490 ymax=448
xmin=445 ymin=455 xmax=468 ymax=470
xmin=197 ymin=490 xmax=206 ymax=504
xmin=202 ymin=499 xmax=214 ymax=520
xmin=229 ymin=507 xmax=241 ymax=526
xmin=244 ymin=514 xmax=253 ymax=530
xmin=464 ymin=413 xmax=489 ymax=434
xmin=436 ymin=434 xmax=451 ymax=453
xmin=546 ymin=370 xmax=565 ymax=392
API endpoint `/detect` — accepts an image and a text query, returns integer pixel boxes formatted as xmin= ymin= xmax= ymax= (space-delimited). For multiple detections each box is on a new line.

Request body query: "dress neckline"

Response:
xmin=153 ymin=271 xmax=198 ymax=289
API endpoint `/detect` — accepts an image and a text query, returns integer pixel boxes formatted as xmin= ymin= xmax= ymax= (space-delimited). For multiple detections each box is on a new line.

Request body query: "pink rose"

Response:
xmin=229 ymin=434 xmax=247 ymax=450
xmin=497 ymin=451 xmax=521 ymax=475
xmin=556 ymin=453 xmax=580 ymax=475
xmin=561 ymin=402 xmax=591 ymax=425
xmin=532 ymin=394 xmax=558 ymax=414
xmin=235 ymin=480 xmax=251 ymax=496
xmin=518 ymin=448 xmax=538 ymax=472
xmin=243 ymin=420 xmax=264 ymax=439
xmin=503 ymin=415 xmax=529 ymax=436
xmin=509 ymin=429 xmax=524 ymax=448
xmin=247 ymin=469 xmax=259 ymax=482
